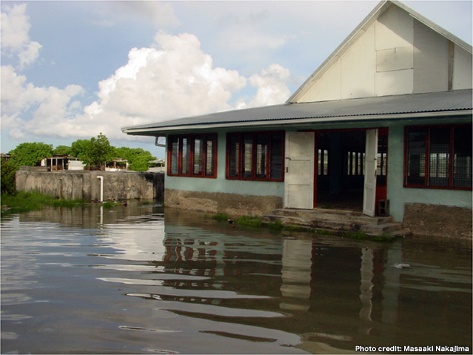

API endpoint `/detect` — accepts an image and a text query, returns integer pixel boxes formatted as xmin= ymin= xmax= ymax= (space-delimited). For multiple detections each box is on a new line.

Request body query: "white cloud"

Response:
xmin=1 ymin=4 xmax=41 ymax=69
xmin=244 ymin=64 xmax=291 ymax=108
xmin=1 ymin=64 xmax=85 ymax=136
xmin=73 ymin=32 xmax=249 ymax=139
xmin=1 ymin=4 xmax=293 ymax=145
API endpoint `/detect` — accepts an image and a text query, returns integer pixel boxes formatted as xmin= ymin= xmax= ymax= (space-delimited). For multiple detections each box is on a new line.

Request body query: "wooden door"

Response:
xmin=363 ymin=129 xmax=378 ymax=216
xmin=284 ymin=132 xmax=314 ymax=209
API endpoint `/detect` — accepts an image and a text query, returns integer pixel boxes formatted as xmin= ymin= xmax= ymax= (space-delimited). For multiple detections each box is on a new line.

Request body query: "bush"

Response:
xmin=1 ymin=160 xmax=17 ymax=194
xmin=1 ymin=191 xmax=85 ymax=215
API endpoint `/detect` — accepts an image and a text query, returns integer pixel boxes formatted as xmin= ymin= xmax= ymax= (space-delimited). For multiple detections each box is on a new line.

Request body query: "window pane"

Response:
xmin=429 ymin=127 xmax=450 ymax=187
xmin=193 ymin=138 xmax=203 ymax=175
xmin=242 ymin=134 xmax=253 ymax=178
xmin=454 ymin=127 xmax=472 ymax=188
xmin=170 ymin=137 xmax=179 ymax=175
xmin=205 ymin=139 xmax=214 ymax=176
xmin=270 ymin=133 xmax=283 ymax=179
xmin=407 ymin=128 xmax=426 ymax=185
xmin=377 ymin=134 xmax=387 ymax=176
xmin=181 ymin=138 xmax=190 ymax=175
xmin=228 ymin=134 xmax=239 ymax=178
xmin=256 ymin=134 xmax=268 ymax=178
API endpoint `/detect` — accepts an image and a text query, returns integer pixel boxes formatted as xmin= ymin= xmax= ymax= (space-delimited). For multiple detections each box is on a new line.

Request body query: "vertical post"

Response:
xmin=97 ymin=176 xmax=104 ymax=202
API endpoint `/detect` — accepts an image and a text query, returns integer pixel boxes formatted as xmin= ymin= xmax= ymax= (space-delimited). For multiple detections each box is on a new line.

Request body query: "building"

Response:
xmin=105 ymin=159 xmax=129 ymax=172
xmin=122 ymin=0 xmax=472 ymax=235
xmin=148 ymin=159 xmax=166 ymax=173
xmin=41 ymin=155 xmax=85 ymax=171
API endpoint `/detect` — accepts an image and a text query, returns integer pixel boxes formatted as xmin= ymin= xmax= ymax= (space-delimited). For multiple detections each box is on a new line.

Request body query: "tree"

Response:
xmin=1 ymin=159 xmax=17 ymax=194
xmin=8 ymin=142 xmax=53 ymax=167
xmin=71 ymin=139 xmax=90 ymax=158
xmin=2 ymin=142 xmax=53 ymax=194
xmin=115 ymin=147 xmax=156 ymax=171
xmin=53 ymin=145 xmax=72 ymax=156
xmin=78 ymin=133 xmax=115 ymax=170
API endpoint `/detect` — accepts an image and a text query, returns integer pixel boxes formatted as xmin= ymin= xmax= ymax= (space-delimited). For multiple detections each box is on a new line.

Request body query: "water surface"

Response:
xmin=1 ymin=204 xmax=471 ymax=353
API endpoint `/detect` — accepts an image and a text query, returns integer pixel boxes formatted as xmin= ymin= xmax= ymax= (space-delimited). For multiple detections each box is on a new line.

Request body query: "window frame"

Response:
xmin=404 ymin=124 xmax=472 ymax=190
xmin=226 ymin=131 xmax=285 ymax=182
xmin=167 ymin=133 xmax=218 ymax=178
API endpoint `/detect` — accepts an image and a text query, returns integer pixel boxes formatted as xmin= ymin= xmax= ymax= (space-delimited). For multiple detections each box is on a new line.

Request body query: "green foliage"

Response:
xmin=70 ymin=139 xmax=90 ymax=158
xmin=101 ymin=201 xmax=120 ymax=208
xmin=1 ymin=159 xmax=17 ymax=194
xmin=75 ymin=133 xmax=116 ymax=169
xmin=53 ymin=145 xmax=72 ymax=156
xmin=212 ymin=213 xmax=230 ymax=221
xmin=2 ymin=142 xmax=53 ymax=194
xmin=9 ymin=142 xmax=53 ymax=167
xmin=266 ymin=220 xmax=284 ymax=231
xmin=235 ymin=216 xmax=262 ymax=227
xmin=1 ymin=191 xmax=85 ymax=215
xmin=115 ymin=147 xmax=156 ymax=171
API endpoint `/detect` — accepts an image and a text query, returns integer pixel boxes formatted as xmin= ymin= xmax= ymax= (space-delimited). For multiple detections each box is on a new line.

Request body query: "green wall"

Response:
xmin=165 ymin=132 xmax=285 ymax=198
xmin=387 ymin=120 xmax=472 ymax=222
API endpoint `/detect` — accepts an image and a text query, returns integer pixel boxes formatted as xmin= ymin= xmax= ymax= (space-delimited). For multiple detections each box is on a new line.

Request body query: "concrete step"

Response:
xmin=262 ymin=214 xmax=307 ymax=226
xmin=360 ymin=222 xmax=405 ymax=234
xmin=263 ymin=208 xmax=407 ymax=237
xmin=271 ymin=208 xmax=392 ymax=225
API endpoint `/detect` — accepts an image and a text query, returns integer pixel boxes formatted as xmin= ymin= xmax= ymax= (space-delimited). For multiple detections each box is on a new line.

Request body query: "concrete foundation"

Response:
xmin=16 ymin=168 xmax=164 ymax=202
xmin=164 ymin=188 xmax=283 ymax=216
xmin=403 ymin=203 xmax=472 ymax=239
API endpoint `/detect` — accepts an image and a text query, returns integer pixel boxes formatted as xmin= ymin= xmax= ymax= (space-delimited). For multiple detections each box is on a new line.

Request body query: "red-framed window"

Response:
xmin=226 ymin=131 xmax=284 ymax=181
xmin=167 ymin=134 xmax=217 ymax=178
xmin=404 ymin=124 xmax=472 ymax=190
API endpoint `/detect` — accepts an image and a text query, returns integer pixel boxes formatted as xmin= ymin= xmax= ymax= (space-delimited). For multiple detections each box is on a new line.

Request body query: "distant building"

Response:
xmin=41 ymin=155 xmax=84 ymax=171
xmin=1 ymin=153 xmax=11 ymax=162
xmin=105 ymin=159 xmax=128 ymax=172
xmin=148 ymin=159 xmax=165 ymax=173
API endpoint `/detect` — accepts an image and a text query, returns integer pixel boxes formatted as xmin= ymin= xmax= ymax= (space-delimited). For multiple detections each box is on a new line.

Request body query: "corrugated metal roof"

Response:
xmin=122 ymin=89 xmax=472 ymax=135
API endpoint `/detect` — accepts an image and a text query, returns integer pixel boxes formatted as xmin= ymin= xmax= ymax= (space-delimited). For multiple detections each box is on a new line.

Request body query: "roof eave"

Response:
xmin=122 ymin=109 xmax=472 ymax=136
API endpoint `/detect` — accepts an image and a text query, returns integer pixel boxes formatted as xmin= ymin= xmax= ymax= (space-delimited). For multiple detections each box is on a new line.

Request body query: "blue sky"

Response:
xmin=1 ymin=1 xmax=472 ymax=158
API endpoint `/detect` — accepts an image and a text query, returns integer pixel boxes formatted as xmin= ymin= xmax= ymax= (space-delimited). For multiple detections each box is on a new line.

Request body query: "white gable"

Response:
xmin=290 ymin=1 xmax=472 ymax=103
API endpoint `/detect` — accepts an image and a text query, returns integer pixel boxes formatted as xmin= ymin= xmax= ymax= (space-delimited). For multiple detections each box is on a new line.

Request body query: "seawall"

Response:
xmin=16 ymin=168 xmax=164 ymax=202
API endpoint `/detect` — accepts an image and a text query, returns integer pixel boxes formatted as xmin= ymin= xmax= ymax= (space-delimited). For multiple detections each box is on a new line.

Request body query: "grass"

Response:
xmin=1 ymin=190 xmax=87 ymax=215
xmin=212 ymin=213 xmax=230 ymax=222
xmin=101 ymin=201 xmax=120 ymax=208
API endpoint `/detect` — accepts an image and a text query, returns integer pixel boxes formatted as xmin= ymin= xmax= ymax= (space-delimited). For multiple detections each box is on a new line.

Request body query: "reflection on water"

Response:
xmin=1 ymin=204 xmax=472 ymax=354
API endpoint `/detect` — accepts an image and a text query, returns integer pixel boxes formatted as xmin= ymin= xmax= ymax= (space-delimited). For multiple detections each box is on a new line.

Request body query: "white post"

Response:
xmin=97 ymin=176 xmax=104 ymax=202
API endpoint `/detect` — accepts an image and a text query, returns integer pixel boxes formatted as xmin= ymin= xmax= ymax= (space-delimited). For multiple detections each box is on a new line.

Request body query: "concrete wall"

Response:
xmin=403 ymin=204 xmax=472 ymax=239
xmin=165 ymin=189 xmax=282 ymax=217
xmin=16 ymin=168 xmax=164 ymax=202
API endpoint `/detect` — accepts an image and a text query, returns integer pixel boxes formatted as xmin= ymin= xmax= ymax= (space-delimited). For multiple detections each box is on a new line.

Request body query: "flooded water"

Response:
xmin=1 ymin=203 xmax=472 ymax=354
